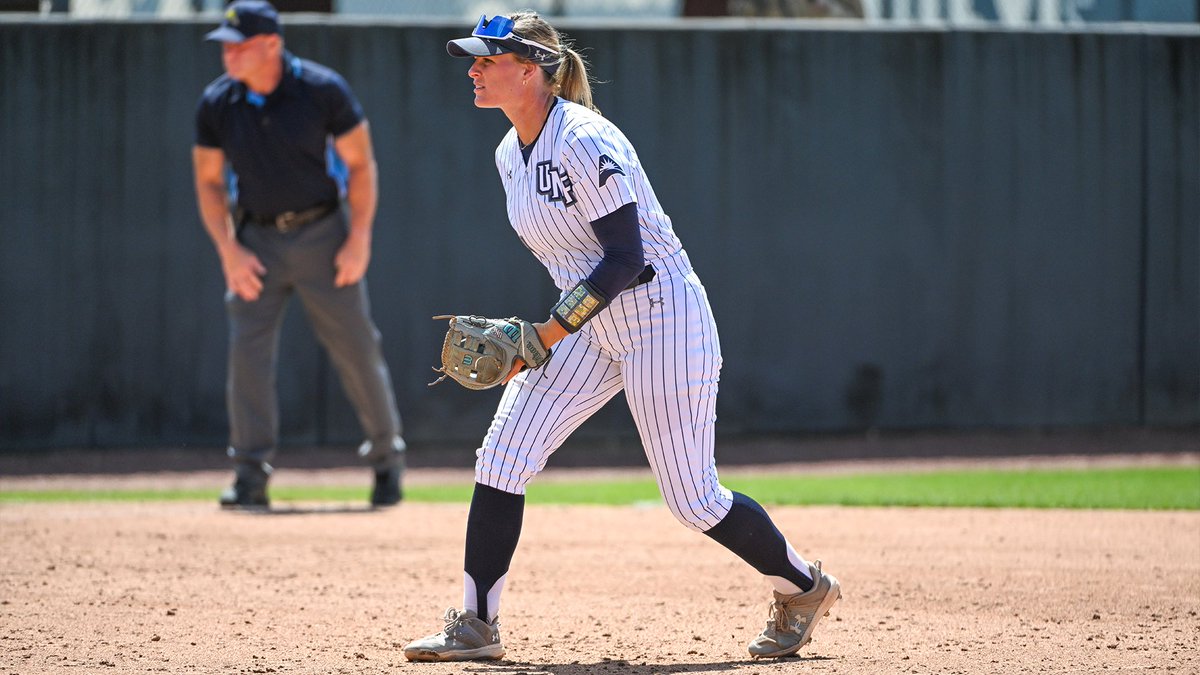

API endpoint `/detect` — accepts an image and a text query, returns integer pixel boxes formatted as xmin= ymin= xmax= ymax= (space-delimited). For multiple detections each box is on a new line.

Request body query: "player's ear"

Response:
xmin=523 ymin=61 xmax=540 ymax=82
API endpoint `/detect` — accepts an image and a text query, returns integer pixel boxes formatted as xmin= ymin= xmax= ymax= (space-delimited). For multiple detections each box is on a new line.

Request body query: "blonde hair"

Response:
xmin=509 ymin=10 xmax=598 ymax=114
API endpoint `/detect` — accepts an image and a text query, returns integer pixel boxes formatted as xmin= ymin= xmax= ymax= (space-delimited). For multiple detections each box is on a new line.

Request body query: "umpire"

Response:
xmin=192 ymin=0 xmax=405 ymax=509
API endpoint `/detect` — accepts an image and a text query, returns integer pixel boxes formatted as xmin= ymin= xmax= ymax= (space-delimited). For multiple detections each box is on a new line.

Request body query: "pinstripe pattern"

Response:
xmin=477 ymin=99 xmax=733 ymax=531
xmin=477 ymin=272 xmax=732 ymax=530
xmin=496 ymin=99 xmax=692 ymax=292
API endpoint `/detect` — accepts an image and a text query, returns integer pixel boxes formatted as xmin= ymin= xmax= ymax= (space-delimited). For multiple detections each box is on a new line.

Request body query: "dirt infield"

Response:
xmin=2 ymin=489 xmax=1198 ymax=674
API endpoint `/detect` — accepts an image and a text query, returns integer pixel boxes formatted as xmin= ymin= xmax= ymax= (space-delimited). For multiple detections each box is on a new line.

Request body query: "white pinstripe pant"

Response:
xmin=475 ymin=270 xmax=734 ymax=531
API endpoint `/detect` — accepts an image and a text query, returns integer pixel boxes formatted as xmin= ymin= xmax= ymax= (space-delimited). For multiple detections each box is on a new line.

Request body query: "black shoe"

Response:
xmin=361 ymin=436 xmax=405 ymax=507
xmin=371 ymin=464 xmax=404 ymax=507
xmin=372 ymin=461 xmax=405 ymax=504
xmin=219 ymin=462 xmax=271 ymax=510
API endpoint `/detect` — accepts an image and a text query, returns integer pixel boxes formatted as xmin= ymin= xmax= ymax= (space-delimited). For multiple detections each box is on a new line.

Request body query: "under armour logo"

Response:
xmin=506 ymin=169 xmax=512 ymax=181
xmin=648 ymin=297 xmax=664 ymax=309
xmin=535 ymin=160 xmax=577 ymax=206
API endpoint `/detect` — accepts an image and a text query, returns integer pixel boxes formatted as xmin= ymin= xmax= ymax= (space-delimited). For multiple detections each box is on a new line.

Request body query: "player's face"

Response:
xmin=222 ymin=35 xmax=279 ymax=82
xmin=467 ymin=54 xmax=526 ymax=109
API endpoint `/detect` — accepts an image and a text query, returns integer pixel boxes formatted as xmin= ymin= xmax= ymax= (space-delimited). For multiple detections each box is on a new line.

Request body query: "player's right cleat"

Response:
xmin=218 ymin=461 xmax=271 ymax=510
xmin=403 ymin=608 xmax=504 ymax=662
xmin=748 ymin=560 xmax=842 ymax=659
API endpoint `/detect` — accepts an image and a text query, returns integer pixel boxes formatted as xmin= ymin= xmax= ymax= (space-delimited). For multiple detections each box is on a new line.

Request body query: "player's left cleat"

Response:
xmin=403 ymin=608 xmax=505 ymax=661
xmin=748 ymin=560 xmax=842 ymax=659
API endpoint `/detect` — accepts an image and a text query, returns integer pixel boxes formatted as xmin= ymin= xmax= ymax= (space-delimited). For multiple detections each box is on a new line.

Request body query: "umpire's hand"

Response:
xmin=334 ymin=230 xmax=371 ymax=287
xmin=220 ymin=243 xmax=267 ymax=301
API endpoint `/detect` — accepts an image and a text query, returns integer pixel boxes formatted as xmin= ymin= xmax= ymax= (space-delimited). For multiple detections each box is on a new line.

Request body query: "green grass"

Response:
xmin=2 ymin=467 xmax=1197 ymax=510
xmin=721 ymin=467 xmax=1200 ymax=509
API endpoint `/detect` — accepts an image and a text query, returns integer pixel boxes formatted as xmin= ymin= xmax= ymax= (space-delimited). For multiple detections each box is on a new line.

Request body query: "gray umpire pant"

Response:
xmin=224 ymin=206 xmax=401 ymax=466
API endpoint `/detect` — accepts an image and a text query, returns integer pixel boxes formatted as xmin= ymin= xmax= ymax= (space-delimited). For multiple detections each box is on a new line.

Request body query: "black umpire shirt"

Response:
xmin=194 ymin=51 xmax=364 ymax=218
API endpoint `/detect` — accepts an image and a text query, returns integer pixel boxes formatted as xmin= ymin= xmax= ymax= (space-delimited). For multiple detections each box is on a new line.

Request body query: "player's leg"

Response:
xmin=221 ymin=224 xmax=293 ymax=508
xmin=470 ymin=332 xmax=624 ymax=616
xmin=613 ymin=272 xmax=733 ymax=530
xmin=404 ymin=332 xmax=623 ymax=662
xmin=474 ymin=331 xmax=624 ymax=495
xmin=402 ymin=480 xmax=522 ymax=662
xmin=705 ymin=492 xmax=841 ymax=658
xmin=469 ymin=334 xmax=622 ymax=616
xmin=292 ymin=210 xmax=405 ymax=505
xmin=617 ymin=272 xmax=840 ymax=658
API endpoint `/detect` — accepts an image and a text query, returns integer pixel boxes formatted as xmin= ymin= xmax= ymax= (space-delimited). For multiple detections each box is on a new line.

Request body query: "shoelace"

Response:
xmin=440 ymin=608 xmax=497 ymax=641
xmin=771 ymin=599 xmax=799 ymax=632
xmin=768 ymin=598 xmax=817 ymax=635
xmin=762 ymin=561 xmax=831 ymax=638
xmin=441 ymin=608 xmax=467 ymax=637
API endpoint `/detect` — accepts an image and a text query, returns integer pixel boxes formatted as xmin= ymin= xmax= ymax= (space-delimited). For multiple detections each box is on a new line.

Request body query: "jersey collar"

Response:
xmin=235 ymin=50 xmax=302 ymax=105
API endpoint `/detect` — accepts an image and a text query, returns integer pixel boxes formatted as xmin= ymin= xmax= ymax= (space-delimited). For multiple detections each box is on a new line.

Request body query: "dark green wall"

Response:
xmin=1 ymin=19 xmax=1196 ymax=450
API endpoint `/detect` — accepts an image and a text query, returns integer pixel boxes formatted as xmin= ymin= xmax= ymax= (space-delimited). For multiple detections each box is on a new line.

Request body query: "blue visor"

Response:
xmin=472 ymin=15 xmax=517 ymax=40
xmin=446 ymin=14 xmax=560 ymax=71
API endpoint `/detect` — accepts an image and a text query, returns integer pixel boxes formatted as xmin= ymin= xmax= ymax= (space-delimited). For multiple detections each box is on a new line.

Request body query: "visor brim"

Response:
xmin=205 ymin=26 xmax=249 ymax=43
xmin=446 ymin=36 xmax=512 ymax=58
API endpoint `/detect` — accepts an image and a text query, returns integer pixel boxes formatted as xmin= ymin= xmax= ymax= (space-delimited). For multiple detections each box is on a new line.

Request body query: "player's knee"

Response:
xmin=473 ymin=446 xmax=541 ymax=494
xmin=665 ymin=487 xmax=734 ymax=533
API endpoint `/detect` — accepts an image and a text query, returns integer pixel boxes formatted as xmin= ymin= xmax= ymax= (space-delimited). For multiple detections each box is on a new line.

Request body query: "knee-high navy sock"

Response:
xmin=464 ymin=483 xmax=525 ymax=621
xmin=703 ymin=491 xmax=814 ymax=593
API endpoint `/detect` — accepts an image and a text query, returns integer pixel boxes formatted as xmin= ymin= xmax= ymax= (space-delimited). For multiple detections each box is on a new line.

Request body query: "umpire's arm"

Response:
xmin=332 ymin=120 xmax=379 ymax=288
xmin=192 ymin=145 xmax=266 ymax=302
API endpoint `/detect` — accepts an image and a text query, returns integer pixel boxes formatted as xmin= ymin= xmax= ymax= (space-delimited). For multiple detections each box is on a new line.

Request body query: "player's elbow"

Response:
xmin=606 ymin=242 xmax=644 ymax=275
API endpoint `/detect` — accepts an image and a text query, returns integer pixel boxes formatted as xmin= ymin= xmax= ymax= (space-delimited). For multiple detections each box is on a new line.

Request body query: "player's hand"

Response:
xmin=501 ymin=319 xmax=569 ymax=384
xmin=502 ymin=359 xmax=525 ymax=384
xmin=220 ymin=244 xmax=267 ymax=302
xmin=334 ymin=231 xmax=371 ymax=287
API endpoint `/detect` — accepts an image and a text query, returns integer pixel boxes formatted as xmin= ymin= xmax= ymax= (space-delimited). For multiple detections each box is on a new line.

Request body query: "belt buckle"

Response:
xmin=274 ymin=211 xmax=299 ymax=232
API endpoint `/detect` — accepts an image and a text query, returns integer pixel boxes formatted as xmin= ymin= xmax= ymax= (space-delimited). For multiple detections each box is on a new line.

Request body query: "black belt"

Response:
xmin=625 ymin=264 xmax=656 ymax=290
xmin=240 ymin=201 xmax=339 ymax=232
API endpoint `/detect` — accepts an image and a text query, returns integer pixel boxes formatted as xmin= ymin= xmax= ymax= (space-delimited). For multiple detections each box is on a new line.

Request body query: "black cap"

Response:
xmin=205 ymin=0 xmax=282 ymax=44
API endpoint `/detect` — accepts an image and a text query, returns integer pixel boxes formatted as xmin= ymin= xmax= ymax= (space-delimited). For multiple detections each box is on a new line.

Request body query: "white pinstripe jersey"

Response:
xmin=477 ymin=98 xmax=732 ymax=531
xmin=495 ymin=98 xmax=690 ymax=292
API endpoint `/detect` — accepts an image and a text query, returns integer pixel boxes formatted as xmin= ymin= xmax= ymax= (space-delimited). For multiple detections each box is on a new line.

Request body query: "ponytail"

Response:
xmin=553 ymin=47 xmax=598 ymax=114
xmin=509 ymin=11 xmax=600 ymax=115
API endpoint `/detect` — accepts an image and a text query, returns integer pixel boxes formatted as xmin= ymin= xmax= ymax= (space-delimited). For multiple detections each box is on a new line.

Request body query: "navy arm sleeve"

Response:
xmin=585 ymin=202 xmax=645 ymax=301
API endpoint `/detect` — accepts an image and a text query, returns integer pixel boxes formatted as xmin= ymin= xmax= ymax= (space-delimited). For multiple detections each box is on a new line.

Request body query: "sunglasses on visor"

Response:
xmin=472 ymin=15 xmax=560 ymax=64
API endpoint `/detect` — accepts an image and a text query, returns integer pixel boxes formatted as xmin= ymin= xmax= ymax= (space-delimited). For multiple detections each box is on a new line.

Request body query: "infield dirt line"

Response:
xmin=1 ymin=451 xmax=1195 ymax=493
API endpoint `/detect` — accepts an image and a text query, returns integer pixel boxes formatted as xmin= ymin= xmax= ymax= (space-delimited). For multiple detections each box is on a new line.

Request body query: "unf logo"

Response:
xmin=535 ymin=161 xmax=576 ymax=206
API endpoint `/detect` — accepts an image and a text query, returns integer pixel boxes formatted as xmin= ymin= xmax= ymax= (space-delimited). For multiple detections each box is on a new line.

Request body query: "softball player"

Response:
xmin=403 ymin=12 xmax=840 ymax=662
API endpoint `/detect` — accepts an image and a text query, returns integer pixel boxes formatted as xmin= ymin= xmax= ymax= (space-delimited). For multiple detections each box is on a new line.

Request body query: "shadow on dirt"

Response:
xmin=463 ymin=655 xmax=837 ymax=674
xmin=221 ymin=504 xmax=389 ymax=516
